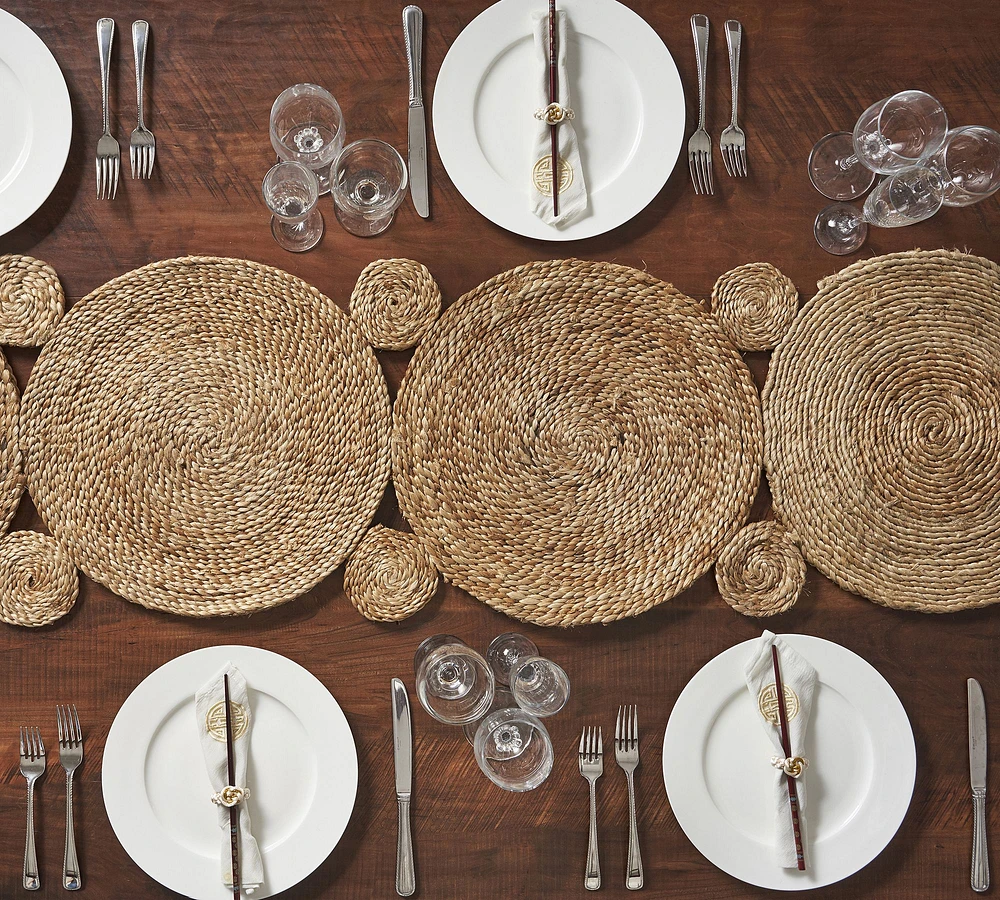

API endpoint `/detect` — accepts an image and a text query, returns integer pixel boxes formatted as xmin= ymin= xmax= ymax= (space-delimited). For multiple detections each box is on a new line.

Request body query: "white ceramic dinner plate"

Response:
xmin=663 ymin=634 xmax=916 ymax=891
xmin=0 ymin=9 xmax=71 ymax=237
xmin=433 ymin=0 xmax=684 ymax=240
xmin=103 ymin=645 xmax=358 ymax=900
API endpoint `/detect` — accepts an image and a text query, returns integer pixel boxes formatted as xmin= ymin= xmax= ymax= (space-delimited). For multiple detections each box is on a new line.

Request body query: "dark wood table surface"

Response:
xmin=1 ymin=0 xmax=999 ymax=897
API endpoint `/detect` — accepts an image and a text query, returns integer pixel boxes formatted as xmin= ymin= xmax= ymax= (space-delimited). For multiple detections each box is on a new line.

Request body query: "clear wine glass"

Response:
xmin=509 ymin=656 xmax=570 ymax=717
xmin=473 ymin=707 xmax=554 ymax=792
xmin=486 ymin=633 xmax=539 ymax=686
xmin=413 ymin=635 xmax=495 ymax=725
xmin=926 ymin=126 xmax=1000 ymax=207
xmin=261 ymin=162 xmax=323 ymax=252
xmin=332 ymin=139 xmax=408 ymax=236
xmin=269 ymin=83 xmax=345 ymax=195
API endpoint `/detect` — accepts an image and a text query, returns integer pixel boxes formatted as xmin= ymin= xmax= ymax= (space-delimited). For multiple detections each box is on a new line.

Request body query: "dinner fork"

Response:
xmin=615 ymin=706 xmax=643 ymax=890
xmin=19 ymin=726 xmax=46 ymax=891
xmin=721 ymin=20 xmax=747 ymax=177
xmin=578 ymin=726 xmax=603 ymax=891
xmin=96 ymin=18 xmax=120 ymax=199
xmin=130 ymin=21 xmax=156 ymax=179
xmin=57 ymin=705 xmax=83 ymax=891
xmin=688 ymin=14 xmax=713 ymax=195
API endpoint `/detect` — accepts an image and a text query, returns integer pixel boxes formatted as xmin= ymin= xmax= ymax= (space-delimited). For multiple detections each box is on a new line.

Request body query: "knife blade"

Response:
xmin=969 ymin=678 xmax=989 ymax=892
xmin=392 ymin=678 xmax=415 ymax=896
xmin=403 ymin=6 xmax=429 ymax=217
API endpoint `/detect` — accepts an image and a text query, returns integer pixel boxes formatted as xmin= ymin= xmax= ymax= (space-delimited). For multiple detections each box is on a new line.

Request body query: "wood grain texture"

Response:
xmin=0 ymin=0 xmax=998 ymax=897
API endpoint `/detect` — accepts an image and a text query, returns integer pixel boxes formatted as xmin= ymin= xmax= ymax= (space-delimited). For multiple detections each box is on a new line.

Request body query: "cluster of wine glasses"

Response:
xmin=260 ymin=83 xmax=409 ymax=251
xmin=413 ymin=633 xmax=571 ymax=792
xmin=809 ymin=90 xmax=1000 ymax=255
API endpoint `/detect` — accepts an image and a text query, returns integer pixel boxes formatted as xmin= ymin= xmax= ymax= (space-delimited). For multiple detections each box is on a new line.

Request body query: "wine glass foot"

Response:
xmin=808 ymin=132 xmax=876 ymax=200
xmin=814 ymin=203 xmax=868 ymax=255
xmin=271 ymin=210 xmax=323 ymax=252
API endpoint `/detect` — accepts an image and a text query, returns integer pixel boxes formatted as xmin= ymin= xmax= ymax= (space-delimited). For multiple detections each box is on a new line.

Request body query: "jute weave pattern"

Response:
xmin=710 ymin=262 xmax=798 ymax=351
xmin=393 ymin=259 xmax=763 ymax=626
xmin=764 ymin=249 xmax=1000 ymax=612
xmin=0 ymin=350 xmax=23 ymax=533
xmin=350 ymin=258 xmax=442 ymax=350
xmin=21 ymin=256 xmax=392 ymax=617
xmin=715 ymin=521 xmax=805 ymax=617
xmin=0 ymin=254 xmax=65 ymax=346
xmin=0 ymin=531 xmax=79 ymax=627
xmin=344 ymin=525 xmax=438 ymax=622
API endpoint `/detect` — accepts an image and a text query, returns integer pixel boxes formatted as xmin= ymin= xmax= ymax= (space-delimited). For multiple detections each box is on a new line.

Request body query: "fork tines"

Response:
xmin=614 ymin=704 xmax=638 ymax=751
xmin=57 ymin=705 xmax=82 ymax=747
xmin=19 ymin=726 xmax=44 ymax=760
xmin=722 ymin=143 xmax=748 ymax=178
xmin=689 ymin=144 xmax=714 ymax=195
xmin=579 ymin=725 xmax=603 ymax=761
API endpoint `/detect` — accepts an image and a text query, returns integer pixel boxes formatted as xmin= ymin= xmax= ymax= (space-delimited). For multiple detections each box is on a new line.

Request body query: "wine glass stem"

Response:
xmin=839 ymin=153 xmax=859 ymax=170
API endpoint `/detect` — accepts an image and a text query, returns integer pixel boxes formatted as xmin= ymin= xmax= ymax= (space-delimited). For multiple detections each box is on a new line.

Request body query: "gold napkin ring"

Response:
xmin=534 ymin=103 xmax=575 ymax=125
xmin=770 ymin=755 xmax=809 ymax=777
xmin=211 ymin=785 xmax=251 ymax=808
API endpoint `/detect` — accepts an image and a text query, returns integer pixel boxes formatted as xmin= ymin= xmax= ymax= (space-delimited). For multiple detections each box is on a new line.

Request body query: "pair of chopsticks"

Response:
xmin=771 ymin=646 xmax=806 ymax=871
xmin=547 ymin=0 xmax=560 ymax=217
xmin=224 ymin=674 xmax=242 ymax=899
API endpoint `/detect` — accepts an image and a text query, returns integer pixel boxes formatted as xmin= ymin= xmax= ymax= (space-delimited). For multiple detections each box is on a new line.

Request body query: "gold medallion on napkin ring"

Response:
xmin=757 ymin=683 xmax=799 ymax=725
xmin=205 ymin=700 xmax=250 ymax=741
xmin=532 ymin=155 xmax=574 ymax=197
xmin=211 ymin=785 xmax=251 ymax=807
xmin=771 ymin=755 xmax=809 ymax=777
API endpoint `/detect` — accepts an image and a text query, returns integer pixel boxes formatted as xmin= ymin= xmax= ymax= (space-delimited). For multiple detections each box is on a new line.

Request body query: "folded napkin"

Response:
xmin=195 ymin=663 xmax=264 ymax=894
xmin=530 ymin=10 xmax=588 ymax=226
xmin=744 ymin=632 xmax=817 ymax=869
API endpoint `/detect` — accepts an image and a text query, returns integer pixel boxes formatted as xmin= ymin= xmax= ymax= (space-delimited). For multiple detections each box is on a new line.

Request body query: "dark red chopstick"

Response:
xmin=547 ymin=0 xmax=559 ymax=217
xmin=771 ymin=645 xmax=806 ymax=871
xmin=224 ymin=674 xmax=241 ymax=898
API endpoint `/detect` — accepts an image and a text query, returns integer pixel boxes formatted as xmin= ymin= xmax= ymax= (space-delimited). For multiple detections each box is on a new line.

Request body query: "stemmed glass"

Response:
xmin=486 ymin=633 xmax=539 ymax=686
xmin=332 ymin=139 xmax=408 ymax=236
xmin=270 ymin=84 xmax=345 ymax=195
xmin=927 ymin=126 xmax=1000 ymax=206
xmin=473 ymin=707 xmax=554 ymax=792
xmin=509 ymin=656 xmax=570 ymax=717
xmin=261 ymin=162 xmax=323 ymax=252
xmin=413 ymin=635 xmax=495 ymax=725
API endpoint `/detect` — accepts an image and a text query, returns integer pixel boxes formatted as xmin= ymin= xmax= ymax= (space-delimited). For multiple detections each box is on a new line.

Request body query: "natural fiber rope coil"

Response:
xmin=764 ymin=248 xmax=1000 ymax=612
xmin=715 ymin=521 xmax=806 ymax=616
xmin=0 ymin=350 xmax=23 ymax=532
xmin=0 ymin=531 xmax=79 ymax=627
xmin=0 ymin=254 xmax=65 ymax=346
xmin=711 ymin=262 xmax=798 ymax=351
xmin=344 ymin=525 xmax=439 ymax=622
xmin=393 ymin=258 xmax=763 ymax=626
xmin=350 ymin=259 xmax=442 ymax=350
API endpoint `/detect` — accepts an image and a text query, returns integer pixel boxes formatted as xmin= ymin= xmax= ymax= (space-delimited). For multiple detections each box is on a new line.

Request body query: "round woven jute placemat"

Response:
xmin=21 ymin=256 xmax=392 ymax=617
xmin=0 ymin=350 xmax=23 ymax=533
xmin=764 ymin=248 xmax=1000 ymax=613
xmin=0 ymin=254 xmax=65 ymax=346
xmin=344 ymin=525 xmax=439 ymax=622
xmin=711 ymin=262 xmax=798 ymax=351
xmin=0 ymin=531 xmax=79 ymax=627
xmin=393 ymin=258 xmax=763 ymax=626
xmin=350 ymin=258 xmax=442 ymax=350
xmin=715 ymin=521 xmax=805 ymax=617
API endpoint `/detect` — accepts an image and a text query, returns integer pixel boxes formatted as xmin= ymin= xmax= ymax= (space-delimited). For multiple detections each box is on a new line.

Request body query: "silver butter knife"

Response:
xmin=403 ymin=5 xmax=429 ymax=217
xmin=392 ymin=678 xmax=416 ymax=896
xmin=969 ymin=678 xmax=989 ymax=892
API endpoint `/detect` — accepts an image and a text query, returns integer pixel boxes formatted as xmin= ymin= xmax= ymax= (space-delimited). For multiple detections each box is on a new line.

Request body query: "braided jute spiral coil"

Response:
xmin=21 ymin=256 xmax=392 ymax=617
xmin=0 ymin=254 xmax=65 ymax=346
xmin=715 ymin=521 xmax=806 ymax=617
xmin=350 ymin=258 xmax=442 ymax=350
xmin=393 ymin=258 xmax=763 ymax=626
xmin=344 ymin=525 xmax=439 ymax=622
xmin=710 ymin=262 xmax=798 ymax=351
xmin=764 ymin=248 xmax=1000 ymax=612
xmin=0 ymin=531 xmax=79 ymax=627
xmin=0 ymin=350 xmax=23 ymax=532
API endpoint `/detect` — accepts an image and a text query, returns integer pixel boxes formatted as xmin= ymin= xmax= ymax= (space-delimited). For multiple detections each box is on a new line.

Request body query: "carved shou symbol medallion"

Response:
xmin=206 ymin=700 xmax=250 ymax=742
xmin=757 ymin=682 xmax=799 ymax=725
xmin=532 ymin=155 xmax=574 ymax=197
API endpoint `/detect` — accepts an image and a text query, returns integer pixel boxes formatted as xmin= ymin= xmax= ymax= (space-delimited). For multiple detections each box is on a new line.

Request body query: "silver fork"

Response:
xmin=130 ymin=21 xmax=155 ymax=179
xmin=688 ymin=14 xmax=713 ymax=195
xmin=721 ymin=20 xmax=747 ymax=177
xmin=19 ymin=726 xmax=46 ymax=891
xmin=615 ymin=706 xmax=643 ymax=890
xmin=578 ymin=726 xmax=603 ymax=891
xmin=96 ymin=18 xmax=120 ymax=199
xmin=57 ymin=706 xmax=84 ymax=891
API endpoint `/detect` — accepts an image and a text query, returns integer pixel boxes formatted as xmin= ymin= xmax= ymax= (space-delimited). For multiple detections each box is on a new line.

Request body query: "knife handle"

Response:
xmin=403 ymin=6 xmax=423 ymax=106
xmin=396 ymin=796 xmax=415 ymax=897
xmin=973 ymin=787 xmax=990 ymax=892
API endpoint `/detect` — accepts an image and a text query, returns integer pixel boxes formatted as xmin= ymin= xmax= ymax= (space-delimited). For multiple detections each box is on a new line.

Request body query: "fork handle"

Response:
xmin=24 ymin=779 xmax=39 ymax=891
xmin=690 ymin=14 xmax=709 ymax=131
xmin=63 ymin=771 xmax=81 ymax=891
xmin=585 ymin=780 xmax=601 ymax=890
xmin=133 ymin=21 xmax=149 ymax=128
xmin=625 ymin=770 xmax=643 ymax=890
xmin=97 ymin=18 xmax=114 ymax=135
xmin=725 ymin=19 xmax=742 ymax=126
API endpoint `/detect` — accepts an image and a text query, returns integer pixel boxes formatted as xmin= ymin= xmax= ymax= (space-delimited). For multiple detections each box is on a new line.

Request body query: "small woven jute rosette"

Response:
xmin=0 ymin=531 xmax=79 ymax=627
xmin=715 ymin=521 xmax=806 ymax=617
xmin=393 ymin=258 xmax=763 ymax=626
xmin=763 ymin=248 xmax=1000 ymax=612
xmin=0 ymin=254 xmax=65 ymax=346
xmin=350 ymin=258 xmax=442 ymax=350
xmin=344 ymin=525 xmax=438 ymax=622
xmin=711 ymin=262 xmax=798 ymax=351
xmin=21 ymin=256 xmax=392 ymax=616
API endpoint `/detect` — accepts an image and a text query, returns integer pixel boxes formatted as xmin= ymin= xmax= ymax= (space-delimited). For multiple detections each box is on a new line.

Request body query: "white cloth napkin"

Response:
xmin=195 ymin=663 xmax=264 ymax=894
xmin=743 ymin=631 xmax=817 ymax=869
xmin=530 ymin=10 xmax=588 ymax=226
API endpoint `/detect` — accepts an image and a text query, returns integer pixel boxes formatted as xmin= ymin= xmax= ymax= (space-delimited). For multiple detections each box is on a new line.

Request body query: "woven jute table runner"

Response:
xmin=393 ymin=258 xmax=763 ymax=626
xmin=21 ymin=256 xmax=392 ymax=616
xmin=763 ymin=248 xmax=1000 ymax=612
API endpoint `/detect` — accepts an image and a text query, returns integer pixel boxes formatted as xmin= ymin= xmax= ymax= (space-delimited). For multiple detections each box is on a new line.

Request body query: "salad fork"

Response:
xmin=57 ymin=705 xmax=84 ymax=891
xmin=130 ymin=21 xmax=156 ymax=179
xmin=578 ymin=726 xmax=603 ymax=891
xmin=721 ymin=20 xmax=747 ymax=177
xmin=615 ymin=706 xmax=643 ymax=890
xmin=96 ymin=18 xmax=120 ymax=199
xmin=19 ymin=726 xmax=46 ymax=891
xmin=688 ymin=14 xmax=713 ymax=195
